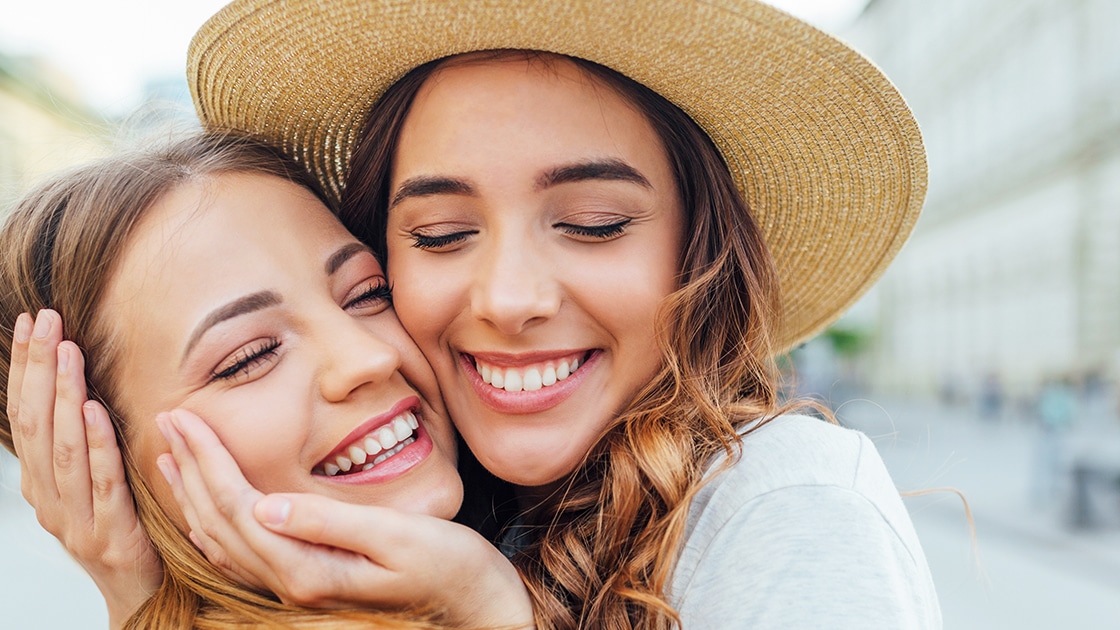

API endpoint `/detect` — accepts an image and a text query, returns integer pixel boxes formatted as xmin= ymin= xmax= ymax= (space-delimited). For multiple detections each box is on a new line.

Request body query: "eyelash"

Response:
xmin=345 ymin=279 xmax=393 ymax=309
xmin=411 ymin=231 xmax=477 ymax=250
xmin=410 ymin=219 xmax=632 ymax=249
xmin=211 ymin=338 xmax=281 ymax=382
xmin=555 ymin=218 xmax=632 ymax=239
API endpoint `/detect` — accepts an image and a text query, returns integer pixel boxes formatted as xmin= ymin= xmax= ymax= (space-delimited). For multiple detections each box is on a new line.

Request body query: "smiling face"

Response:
xmin=106 ymin=172 xmax=462 ymax=523
xmin=385 ymin=56 xmax=685 ymax=491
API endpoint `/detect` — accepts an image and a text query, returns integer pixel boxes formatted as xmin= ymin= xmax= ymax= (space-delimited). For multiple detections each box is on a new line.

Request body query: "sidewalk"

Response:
xmin=835 ymin=395 xmax=1120 ymax=589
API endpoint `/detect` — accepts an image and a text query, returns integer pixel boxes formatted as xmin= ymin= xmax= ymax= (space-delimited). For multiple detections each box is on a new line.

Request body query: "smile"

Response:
xmin=461 ymin=350 xmax=600 ymax=414
xmin=473 ymin=352 xmax=585 ymax=392
xmin=313 ymin=411 xmax=420 ymax=477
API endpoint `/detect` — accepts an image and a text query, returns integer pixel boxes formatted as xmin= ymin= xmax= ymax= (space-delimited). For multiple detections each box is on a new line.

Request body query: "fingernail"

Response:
xmin=167 ymin=410 xmax=184 ymax=431
xmin=155 ymin=413 xmax=172 ymax=441
xmin=156 ymin=455 xmax=173 ymax=485
xmin=14 ymin=313 xmax=32 ymax=343
xmin=57 ymin=344 xmax=70 ymax=373
xmin=32 ymin=311 xmax=52 ymax=339
xmin=188 ymin=530 xmax=203 ymax=550
xmin=83 ymin=402 xmax=98 ymax=427
xmin=256 ymin=496 xmax=291 ymax=526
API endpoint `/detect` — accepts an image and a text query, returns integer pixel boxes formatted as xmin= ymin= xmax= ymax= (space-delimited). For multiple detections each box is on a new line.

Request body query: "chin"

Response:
xmin=412 ymin=483 xmax=465 ymax=520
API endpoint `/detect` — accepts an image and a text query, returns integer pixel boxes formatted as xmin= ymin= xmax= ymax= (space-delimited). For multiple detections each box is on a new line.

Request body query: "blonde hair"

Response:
xmin=340 ymin=52 xmax=793 ymax=629
xmin=0 ymin=133 xmax=451 ymax=629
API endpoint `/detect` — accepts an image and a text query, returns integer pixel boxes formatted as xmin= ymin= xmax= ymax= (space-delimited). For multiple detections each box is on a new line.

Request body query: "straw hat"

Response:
xmin=188 ymin=0 xmax=926 ymax=351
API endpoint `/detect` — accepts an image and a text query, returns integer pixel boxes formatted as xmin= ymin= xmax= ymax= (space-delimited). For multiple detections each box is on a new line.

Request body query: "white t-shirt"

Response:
xmin=670 ymin=414 xmax=941 ymax=629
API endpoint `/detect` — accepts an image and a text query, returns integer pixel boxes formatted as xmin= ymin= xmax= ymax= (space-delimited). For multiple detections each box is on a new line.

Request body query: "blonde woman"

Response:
xmin=0 ymin=133 xmax=531 ymax=629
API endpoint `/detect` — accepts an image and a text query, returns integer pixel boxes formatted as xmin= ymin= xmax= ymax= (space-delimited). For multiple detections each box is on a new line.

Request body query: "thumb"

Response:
xmin=254 ymin=493 xmax=410 ymax=559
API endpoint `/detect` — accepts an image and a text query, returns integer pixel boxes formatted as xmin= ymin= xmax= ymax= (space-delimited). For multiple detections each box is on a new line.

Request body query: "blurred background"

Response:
xmin=2 ymin=0 xmax=1118 ymax=627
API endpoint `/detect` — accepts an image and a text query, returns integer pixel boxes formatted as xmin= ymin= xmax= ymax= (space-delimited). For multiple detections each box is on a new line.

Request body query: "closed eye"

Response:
xmin=211 ymin=338 xmax=281 ymax=382
xmin=345 ymin=279 xmax=393 ymax=311
xmin=411 ymin=230 xmax=478 ymax=250
xmin=554 ymin=218 xmax=632 ymax=240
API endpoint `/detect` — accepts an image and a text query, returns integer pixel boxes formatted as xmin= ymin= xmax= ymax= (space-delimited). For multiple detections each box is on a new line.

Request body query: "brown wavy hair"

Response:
xmin=340 ymin=52 xmax=786 ymax=629
xmin=0 ymin=133 xmax=450 ymax=629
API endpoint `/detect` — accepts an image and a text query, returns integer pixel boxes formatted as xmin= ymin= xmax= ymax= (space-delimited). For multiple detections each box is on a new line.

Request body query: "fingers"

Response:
xmin=84 ymin=398 xmax=145 ymax=539
xmin=163 ymin=409 xmax=261 ymax=522
xmin=156 ymin=411 xmax=272 ymax=590
xmin=52 ymin=342 xmax=93 ymax=520
xmin=255 ymin=493 xmax=406 ymax=558
xmin=6 ymin=312 xmax=33 ymax=458
xmin=14 ymin=310 xmax=64 ymax=503
xmin=254 ymin=493 xmax=528 ymax=624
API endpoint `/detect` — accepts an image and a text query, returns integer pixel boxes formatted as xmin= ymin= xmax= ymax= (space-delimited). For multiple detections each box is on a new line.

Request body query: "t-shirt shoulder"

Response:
xmin=671 ymin=414 xmax=941 ymax=628
xmin=690 ymin=414 xmax=919 ymax=550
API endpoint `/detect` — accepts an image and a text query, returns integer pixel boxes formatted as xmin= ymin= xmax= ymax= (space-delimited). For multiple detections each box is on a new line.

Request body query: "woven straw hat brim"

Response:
xmin=188 ymin=0 xmax=926 ymax=352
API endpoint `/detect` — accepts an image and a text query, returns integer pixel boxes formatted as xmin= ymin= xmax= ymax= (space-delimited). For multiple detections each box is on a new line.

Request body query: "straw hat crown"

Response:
xmin=189 ymin=0 xmax=926 ymax=351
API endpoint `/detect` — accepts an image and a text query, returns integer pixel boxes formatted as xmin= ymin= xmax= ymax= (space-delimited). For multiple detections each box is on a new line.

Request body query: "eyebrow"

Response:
xmin=181 ymin=291 xmax=282 ymax=366
xmin=390 ymin=177 xmax=475 ymax=208
xmin=388 ymin=159 xmax=652 ymax=209
xmin=325 ymin=242 xmax=372 ymax=276
xmin=536 ymin=159 xmax=652 ymax=191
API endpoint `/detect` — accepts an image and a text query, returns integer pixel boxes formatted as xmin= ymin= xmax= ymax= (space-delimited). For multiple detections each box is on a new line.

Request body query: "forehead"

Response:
xmin=399 ymin=55 xmax=668 ymax=170
xmin=103 ymin=172 xmax=345 ymax=319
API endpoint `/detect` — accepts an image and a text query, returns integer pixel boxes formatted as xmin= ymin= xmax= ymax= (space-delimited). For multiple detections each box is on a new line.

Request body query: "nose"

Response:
xmin=317 ymin=311 xmax=402 ymax=402
xmin=469 ymin=235 xmax=561 ymax=335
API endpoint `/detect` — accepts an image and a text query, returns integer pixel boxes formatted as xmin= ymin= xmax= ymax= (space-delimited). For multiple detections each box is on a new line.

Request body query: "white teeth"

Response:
xmin=522 ymin=368 xmax=542 ymax=391
xmin=318 ymin=415 xmax=419 ymax=477
xmin=348 ymin=445 xmax=367 ymax=466
xmin=476 ymin=356 xmax=585 ymax=391
xmin=372 ymin=439 xmax=411 ymax=465
xmin=542 ymin=366 xmax=557 ymax=386
xmin=377 ymin=426 xmax=397 ymax=450
xmin=503 ymin=369 xmax=523 ymax=392
xmin=392 ymin=417 xmax=412 ymax=440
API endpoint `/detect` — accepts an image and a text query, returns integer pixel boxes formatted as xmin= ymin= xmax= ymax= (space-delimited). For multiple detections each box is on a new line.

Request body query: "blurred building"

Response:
xmin=0 ymin=52 xmax=109 ymax=214
xmin=843 ymin=0 xmax=1120 ymax=399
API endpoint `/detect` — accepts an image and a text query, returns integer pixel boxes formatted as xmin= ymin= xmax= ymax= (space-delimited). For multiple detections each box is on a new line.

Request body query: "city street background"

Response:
xmin=3 ymin=0 xmax=1120 ymax=627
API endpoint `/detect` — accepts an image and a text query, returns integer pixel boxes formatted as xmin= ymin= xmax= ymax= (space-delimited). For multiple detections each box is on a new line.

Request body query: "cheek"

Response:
xmin=180 ymin=386 xmax=307 ymax=493
xmin=387 ymin=260 xmax=463 ymax=356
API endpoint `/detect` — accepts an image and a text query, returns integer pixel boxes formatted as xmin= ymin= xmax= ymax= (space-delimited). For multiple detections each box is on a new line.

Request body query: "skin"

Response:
xmin=7 ymin=172 xmax=535 ymax=628
xmin=6 ymin=55 xmax=687 ymax=619
xmin=104 ymin=172 xmax=462 ymax=522
xmin=387 ymin=56 xmax=685 ymax=494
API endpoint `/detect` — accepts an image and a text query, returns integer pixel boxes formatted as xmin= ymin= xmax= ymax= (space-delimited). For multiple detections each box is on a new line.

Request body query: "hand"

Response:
xmin=6 ymin=310 xmax=163 ymax=628
xmin=159 ymin=408 xmax=534 ymax=628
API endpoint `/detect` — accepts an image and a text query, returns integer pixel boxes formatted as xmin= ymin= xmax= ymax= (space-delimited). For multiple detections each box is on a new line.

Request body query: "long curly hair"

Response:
xmin=0 ymin=133 xmax=453 ymax=629
xmin=340 ymin=51 xmax=786 ymax=629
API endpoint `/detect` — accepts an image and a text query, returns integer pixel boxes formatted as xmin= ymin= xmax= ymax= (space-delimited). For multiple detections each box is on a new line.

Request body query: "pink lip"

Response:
xmin=459 ymin=349 xmax=601 ymax=415
xmin=319 ymin=422 xmax=434 ymax=486
xmin=313 ymin=396 xmax=435 ymax=486
xmin=320 ymin=396 xmax=420 ymax=462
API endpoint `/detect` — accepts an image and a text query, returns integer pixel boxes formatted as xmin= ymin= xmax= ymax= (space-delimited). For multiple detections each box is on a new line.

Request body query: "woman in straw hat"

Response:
xmin=8 ymin=0 xmax=940 ymax=627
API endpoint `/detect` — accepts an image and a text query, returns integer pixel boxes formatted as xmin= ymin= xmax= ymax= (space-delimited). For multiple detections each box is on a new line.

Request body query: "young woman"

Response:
xmin=8 ymin=0 xmax=941 ymax=628
xmin=0 ymin=133 xmax=531 ymax=629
